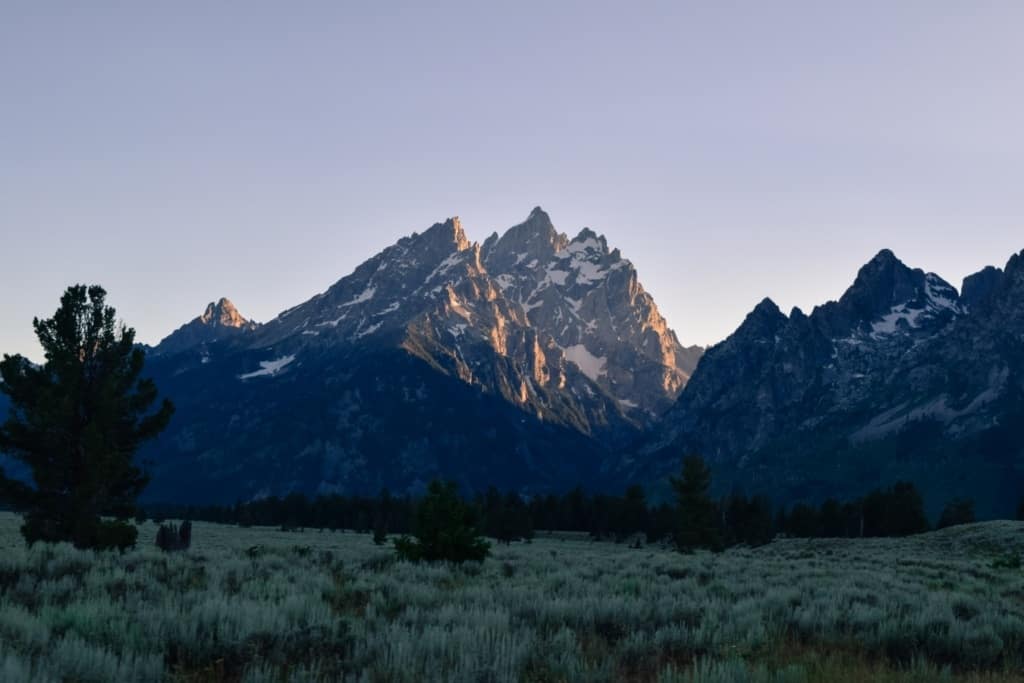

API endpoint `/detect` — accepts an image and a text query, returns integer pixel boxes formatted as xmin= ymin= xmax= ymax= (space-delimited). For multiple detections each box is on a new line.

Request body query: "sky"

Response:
xmin=2 ymin=1 xmax=1024 ymax=360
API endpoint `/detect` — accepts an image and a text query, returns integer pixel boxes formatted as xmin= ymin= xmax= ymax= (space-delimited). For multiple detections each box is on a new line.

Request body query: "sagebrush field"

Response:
xmin=1 ymin=512 xmax=1023 ymax=682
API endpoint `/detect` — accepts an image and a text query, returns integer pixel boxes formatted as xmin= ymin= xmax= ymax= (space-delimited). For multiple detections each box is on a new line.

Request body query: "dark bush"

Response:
xmin=156 ymin=520 xmax=192 ymax=552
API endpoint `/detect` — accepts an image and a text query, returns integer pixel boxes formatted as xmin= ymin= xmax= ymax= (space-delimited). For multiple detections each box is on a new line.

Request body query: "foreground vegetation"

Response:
xmin=1 ymin=513 xmax=1023 ymax=682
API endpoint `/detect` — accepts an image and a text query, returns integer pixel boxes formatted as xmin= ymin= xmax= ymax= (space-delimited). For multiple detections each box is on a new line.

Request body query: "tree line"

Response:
xmin=143 ymin=457 xmax=1004 ymax=553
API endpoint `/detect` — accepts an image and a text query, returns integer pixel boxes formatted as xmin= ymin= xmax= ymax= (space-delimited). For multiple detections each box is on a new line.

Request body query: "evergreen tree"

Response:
xmin=565 ymin=486 xmax=589 ymax=531
xmin=887 ymin=481 xmax=929 ymax=536
xmin=724 ymin=492 xmax=774 ymax=546
xmin=722 ymin=490 xmax=747 ymax=545
xmin=671 ymin=455 xmax=722 ymax=552
xmin=745 ymin=495 xmax=775 ymax=546
xmin=863 ymin=482 xmax=929 ymax=537
xmin=618 ymin=484 xmax=649 ymax=541
xmin=786 ymin=503 xmax=822 ymax=538
xmin=774 ymin=506 xmax=789 ymax=537
xmin=394 ymin=480 xmax=490 ymax=563
xmin=841 ymin=501 xmax=864 ymax=538
xmin=0 ymin=285 xmax=173 ymax=549
xmin=481 ymin=486 xmax=504 ymax=539
xmin=937 ymin=498 xmax=975 ymax=529
xmin=498 ymin=491 xmax=533 ymax=544
xmin=647 ymin=503 xmax=677 ymax=543
xmin=819 ymin=498 xmax=846 ymax=537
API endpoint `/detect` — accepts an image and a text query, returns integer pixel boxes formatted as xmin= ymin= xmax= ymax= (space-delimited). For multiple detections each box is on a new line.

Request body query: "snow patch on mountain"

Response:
xmin=563 ymin=344 xmax=607 ymax=382
xmin=545 ymin=269 xmax=570 ymax=286
xmin=870 ymin=272 xmax=962 ymax=339
xmin=239 ymin=355 xmax=295 ymax=379
xmin=427 ymin=252 xmax=464 ymax=282
xmin=871 ymin=305 xmax=925 ymax=337
xmin=494 ymin=274 xmax=515 ymax=291
xmin=317 ymin=313 xmax=348 ymax=328
xmin=353 ymin=321 xmax=382 ymax=339
xmin=925 ymin=274 xmax=959 ymax=311
xmin=342 ymin=286 xmax=376 ymax=307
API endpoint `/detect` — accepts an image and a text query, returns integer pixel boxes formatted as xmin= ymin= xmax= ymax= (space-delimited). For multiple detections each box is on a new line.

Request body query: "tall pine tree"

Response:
xmin=0 ymin=285 xmax=173 ymax=549
xmin=671 ymin=455 xmax=722 ymax=552
xmin=394 ymin=480 xmax=490 ymax=563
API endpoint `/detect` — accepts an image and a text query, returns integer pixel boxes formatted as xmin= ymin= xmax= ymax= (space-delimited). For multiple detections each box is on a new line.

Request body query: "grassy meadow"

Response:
xmin=0 ymin=512 xmax=1023 ymax=682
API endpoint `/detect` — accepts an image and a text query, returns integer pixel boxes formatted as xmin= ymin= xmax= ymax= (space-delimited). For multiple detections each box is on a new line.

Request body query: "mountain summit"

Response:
xmin=483 ymin=212 xmax=701 ymax=416
xmin=200 ymin=298 xmax=251 ymax=328
xmin=152 ymin=297 xmax=258 ymax=356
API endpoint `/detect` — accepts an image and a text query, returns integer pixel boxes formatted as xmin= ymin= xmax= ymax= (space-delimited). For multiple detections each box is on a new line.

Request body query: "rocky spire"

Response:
xmin=152 ymin=297 xmax=257 ymax=356
xmin=960 ymin=266 xmax=1003 ymax=311
xmin=418 ymin=216 xmax=471 ymax=252
xmin=733 ymin=298 xmax=788 ymax=340
xmin=842 ymin=249 xmax=924 ymax=317
xmin=483 ymin=206 xmax=569 ymax=273
xmin=199 ymin=298 xmax=250 ymax=328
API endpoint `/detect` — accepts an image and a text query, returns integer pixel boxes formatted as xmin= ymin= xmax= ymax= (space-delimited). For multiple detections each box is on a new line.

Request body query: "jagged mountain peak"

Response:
xmin=961 ymin=266 xmax=1004 ymax=311
xmin=1004 ymin=249 xmax=1024 ymax=285
xmin=732 ymin=297 xmax=788 ymax=338
xmin=572 ymin=226 xmax=602 ymax=244
xmin=564 ymin=228 xmax=613 ymax=260
xmin=484 ymin=207 xmax=569 ymax=273
xmin=260 ymin=216 xmax=490 ymax=347
xmin=963 ymin=249 xmax=1024 ymax=321
xmin=845 ymin=249 xmax=957 ymax=310
xmin=415 ymin=216 xmax=471 ymax=252
xmin=869 ymin=247 xmax=898 ymax=265
xmin=528 ymin=205 xmax=550 ymax=221
xmin=847 ymin=249 xmax=918 ymax=300
xmin=753 ymin=297 xmax=783 ymax=316
xmin=199 ymin=297 xmax=249 ymax=328
xmin=477 ymin=210 xmax=702 ymax=415
xmin=152 ymin=297 xmax=257 ymax=356
xmin=810 ymin=250 xmax=959 ymax=339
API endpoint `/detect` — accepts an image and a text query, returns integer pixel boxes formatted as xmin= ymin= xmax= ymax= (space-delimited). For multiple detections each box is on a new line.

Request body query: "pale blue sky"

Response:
xmin=3 ymin=2 xmax=1023 ymax=360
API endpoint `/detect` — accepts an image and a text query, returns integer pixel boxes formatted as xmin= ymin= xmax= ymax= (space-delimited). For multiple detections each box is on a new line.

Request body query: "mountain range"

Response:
xmin=3 ymin=208 xmax=1022 ymax=515
xmin=629 ymin=247 xmax=1024 ymax=517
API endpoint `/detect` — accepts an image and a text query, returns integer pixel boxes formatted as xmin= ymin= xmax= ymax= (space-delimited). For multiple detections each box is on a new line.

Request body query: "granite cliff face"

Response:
xmin=634 ymin=249 xmax=1024 ymax=517
xmin=482 ymin=208 xmax=702 ymax=419
xmin=141 ymin=208 xmax=700 ymax=502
